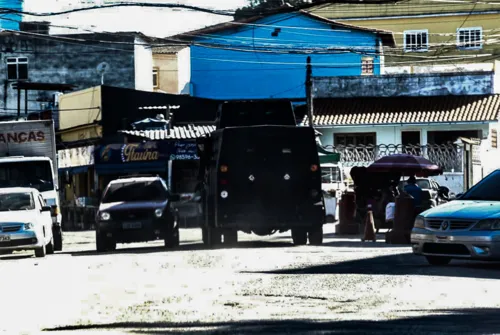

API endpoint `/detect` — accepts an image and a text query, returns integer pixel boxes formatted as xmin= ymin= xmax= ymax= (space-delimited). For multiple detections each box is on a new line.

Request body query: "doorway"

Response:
xmin=402 ymin=131 xmax=421 ymax=155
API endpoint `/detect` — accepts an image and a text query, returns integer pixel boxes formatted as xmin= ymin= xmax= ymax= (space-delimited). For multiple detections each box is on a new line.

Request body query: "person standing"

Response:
xmin=404 ymin=176 xmax=423 ymax=209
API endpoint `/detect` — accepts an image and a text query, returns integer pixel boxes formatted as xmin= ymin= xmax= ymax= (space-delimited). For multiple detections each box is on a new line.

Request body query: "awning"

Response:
xmin=317 ymin=144 xmax=340 ymax=164
xmin=59 ymin=165 xmax=92 ymax=174
xmin=95 ymin=162 xmax=167 ymax=175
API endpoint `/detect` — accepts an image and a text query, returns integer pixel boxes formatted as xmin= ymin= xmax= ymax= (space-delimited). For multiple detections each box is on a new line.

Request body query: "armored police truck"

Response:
xmin=196 ymin=100 xmax=325 ymax=247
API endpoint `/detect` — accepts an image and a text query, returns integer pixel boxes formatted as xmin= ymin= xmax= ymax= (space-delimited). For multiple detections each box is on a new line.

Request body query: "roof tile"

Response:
xmin=305 ymin=95 xmax=500 ymax=126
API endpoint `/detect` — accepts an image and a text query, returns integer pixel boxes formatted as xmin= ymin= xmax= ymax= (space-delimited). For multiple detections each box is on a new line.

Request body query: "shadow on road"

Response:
xmin=276 ymin=233 xmax=410 ymax=249
xmin=245 ymin=252 xmax=500 ymax=280
xmin=43 ymin=308 xmax=500 ymax=334
xmin=0 ymin=254 xmax=34 ymax=261
xmin=62 ymin=240 xmax=293 ymax=257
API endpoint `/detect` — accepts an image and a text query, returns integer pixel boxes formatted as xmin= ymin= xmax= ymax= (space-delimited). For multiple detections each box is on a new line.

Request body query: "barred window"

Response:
xmin=492 ymin=129 xmax=498 ymax=148
xmin=457 ymin=27 xmax=482 ymax=49
xmin=361 ymin=57 xmax=374 ymax=75
xmin=6 ymin=57 xmax=28 ymax=80
xmin=404 ymin=30 xmax=429 ymax=52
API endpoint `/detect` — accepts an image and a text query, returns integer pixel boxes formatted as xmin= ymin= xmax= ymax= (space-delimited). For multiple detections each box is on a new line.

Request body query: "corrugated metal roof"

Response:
xmin=304 ymin=95 xmax=500 ymax=126
xmin=152 ymin=45 xmax=188 ymax=54
xmin=120 ymin=124 xmax=215 ymax=140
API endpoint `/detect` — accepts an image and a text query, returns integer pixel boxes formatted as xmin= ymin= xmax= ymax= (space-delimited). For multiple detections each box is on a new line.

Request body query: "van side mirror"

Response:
xmin=41 ymin=206 xmax=51 ymax=212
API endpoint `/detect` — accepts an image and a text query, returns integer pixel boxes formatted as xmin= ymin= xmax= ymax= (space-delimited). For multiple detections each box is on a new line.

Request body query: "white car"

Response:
xmin=0 ymin=188 xmax=54 ymax=258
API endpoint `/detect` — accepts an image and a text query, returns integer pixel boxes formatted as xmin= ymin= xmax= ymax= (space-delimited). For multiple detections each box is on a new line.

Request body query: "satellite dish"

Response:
xmin=96 ymin=62 xmax=110 ymax=74
xmin=96 ymin=62 xmax=110 ymax=85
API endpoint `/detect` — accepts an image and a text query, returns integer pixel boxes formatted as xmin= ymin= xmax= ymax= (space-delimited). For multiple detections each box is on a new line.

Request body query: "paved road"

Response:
xmin=2 ymin=225 xmax=500 ymax=335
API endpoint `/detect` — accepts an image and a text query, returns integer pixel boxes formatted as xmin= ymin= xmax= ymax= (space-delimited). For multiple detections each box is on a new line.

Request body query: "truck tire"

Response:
xmin=165 ymin=226 xmax=180 ymax=248
xmin=223 ymin=230 xmax=238 ymax=246
xmin=53 ymin=226 xmax=63 ymax=251
xmin=291 ymin=228 xmax=307 ymax=246
xmin=308 ymin=226 xmax=323 ymax=245
xmin=204 ymin=226 xmax=222 ymax=248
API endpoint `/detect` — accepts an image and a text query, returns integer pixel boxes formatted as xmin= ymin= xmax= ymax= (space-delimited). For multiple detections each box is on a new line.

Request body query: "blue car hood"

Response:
xmin=422 ymin=200 xmax=500 ymax=220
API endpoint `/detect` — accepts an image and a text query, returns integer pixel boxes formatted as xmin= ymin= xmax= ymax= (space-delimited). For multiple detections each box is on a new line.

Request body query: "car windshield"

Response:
xmin=416 ymin=180 xmax=431 ymax=189
xmin=0 ymin=192 xmax=35 ymax=211
xmin=461 ymin=170 xmax=500 ymax=201
xmin=102 ymin=180 xmax=168 ymax=203
xmin=0 ymin=161 xmax=54 ymax=193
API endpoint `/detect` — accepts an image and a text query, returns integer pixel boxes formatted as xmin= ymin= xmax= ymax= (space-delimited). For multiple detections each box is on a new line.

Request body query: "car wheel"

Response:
xmin=223 ymin=230 xmax=238 ymax=246
xmin=53 ymin=226 xmax=63 ymax=251
xmin=308 ymin=226 xmax=323 ymax=245
xmin=165 ymin=226 xmax=180 ymax=248
xmin=35 ymin=244 xmax=46 ymax=258
xmin=426 ymin=256 xmax=451 ymax=265
xmin=96 ymin=231 xmax=115 ymax=252
xmin=46 ymin=237 xmax=55 ymax=255
xmin=291 ymin=228 xmax=308 ymax=246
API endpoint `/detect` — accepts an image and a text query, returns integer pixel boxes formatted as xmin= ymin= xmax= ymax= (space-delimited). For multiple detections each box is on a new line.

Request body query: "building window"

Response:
xmin=335 ymin=133 xmax=376 ymax=146
xmin=492 ymin=129 xmax=498 ymax=148
xmin=404 ymin=30 xmax=429 ymax=52
xmin=361 ymin=57 xmax=374 ymax=75
xmin=152 ymin=67 xmax=159 ymax=88
xmin=6 ymin=57 xmax=28 ymax=80
xmin=457 ymin=27 xmax=482 ymax=49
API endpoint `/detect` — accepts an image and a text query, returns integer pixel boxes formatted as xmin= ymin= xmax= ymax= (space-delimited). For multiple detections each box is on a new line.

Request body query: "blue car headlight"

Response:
xmin=471 ymin=219 xmax=500 ymax=231
xmin=414 ymin=216 xmax=425 ymax=229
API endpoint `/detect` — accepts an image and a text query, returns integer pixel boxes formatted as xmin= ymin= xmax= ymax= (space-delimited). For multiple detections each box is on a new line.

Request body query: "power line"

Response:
xmin=0 ymin=3 xmax=235 ymax=17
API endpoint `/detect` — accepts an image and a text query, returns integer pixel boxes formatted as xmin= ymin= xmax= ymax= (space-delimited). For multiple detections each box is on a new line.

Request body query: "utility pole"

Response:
xmin=305 ymin=56 xmax=314 ymax=128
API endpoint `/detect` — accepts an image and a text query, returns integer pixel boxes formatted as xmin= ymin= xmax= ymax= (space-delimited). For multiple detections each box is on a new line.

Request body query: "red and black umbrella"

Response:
xmin=367 ymin=154 xmax=443 ymax=177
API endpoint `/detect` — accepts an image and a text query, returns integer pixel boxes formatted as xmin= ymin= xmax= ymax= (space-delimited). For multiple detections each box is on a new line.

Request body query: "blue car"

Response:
xmin=411 ymin=169 xmax=500 ymax=265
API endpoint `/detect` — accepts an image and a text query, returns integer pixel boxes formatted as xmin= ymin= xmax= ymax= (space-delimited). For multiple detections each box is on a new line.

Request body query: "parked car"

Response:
xmin=398 ymin=177 xmax=450 ymax=206
xmin=0 ymin=187 xmax=54 ymax=258
xmin=95 ymin=176 xmax=180 ymax=252
xmin=411 ymin=169 xmax=500 ymax=265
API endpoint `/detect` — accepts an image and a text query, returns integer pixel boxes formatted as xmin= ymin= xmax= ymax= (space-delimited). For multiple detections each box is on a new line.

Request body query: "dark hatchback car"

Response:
xmin=95 ymin=176 xmax=180 ymax=252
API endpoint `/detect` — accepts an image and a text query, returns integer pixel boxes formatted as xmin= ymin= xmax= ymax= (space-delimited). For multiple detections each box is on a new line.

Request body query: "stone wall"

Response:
xmin=0 ymin=32 xmax=136 ymax=119
xmin=313 ymin=72 xmax=495 ymax=98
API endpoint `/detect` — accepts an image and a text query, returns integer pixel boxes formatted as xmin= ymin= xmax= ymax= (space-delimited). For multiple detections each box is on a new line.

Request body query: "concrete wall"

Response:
xmin=153 ymin=53 xmax=179 ymax=94
xmin=134 ymin=36 xmax=153 ymax=92
xmin=59 ymin=86 xmax=102 ymax=130
xmin=0 ymin=33 xmax=136 ymax=117
xmin=318 ymin=123 xmax=489 ymax=147
xmin=313 ymin=72 xmax=494 ymax=98
xmin=177 ymin=47 xmax=191 ymax=95
xmin=312 ymin=2 xmax=500 ymax=66
xmin=190 ymin=12 xmax=382 ymax=100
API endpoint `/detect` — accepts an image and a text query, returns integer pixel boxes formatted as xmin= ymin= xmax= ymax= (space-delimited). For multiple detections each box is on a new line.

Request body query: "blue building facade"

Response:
xmin=0 ymin=0 xmax=23 ymax=30
xmin=187 ymin=11 xmax=394 ymax=100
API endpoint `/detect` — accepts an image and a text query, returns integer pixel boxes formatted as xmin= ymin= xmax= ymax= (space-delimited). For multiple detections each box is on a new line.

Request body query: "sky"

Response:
xmin=22 ymin=0 xmax=249 ymax=37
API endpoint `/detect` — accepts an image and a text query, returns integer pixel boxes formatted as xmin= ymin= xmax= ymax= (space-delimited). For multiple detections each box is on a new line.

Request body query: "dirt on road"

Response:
xmin=1 ymin=226 xmax=500 ymax=335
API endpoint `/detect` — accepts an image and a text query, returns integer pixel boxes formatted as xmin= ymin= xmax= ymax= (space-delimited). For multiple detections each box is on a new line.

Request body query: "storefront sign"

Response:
xmin=96 ymin=142 xmax=170 ymax=164
xmin=58 ymin=145 xmax=95 ymax=169
xmin=95 ymin=141 xmax=200 ymax=166
xmin=0 ymin=131 xmax=45 ymax=144
xmin=170 ymin=141 xmax=199 ymax=160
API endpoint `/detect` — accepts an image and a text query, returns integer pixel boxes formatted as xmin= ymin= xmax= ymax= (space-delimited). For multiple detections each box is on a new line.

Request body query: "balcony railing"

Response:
xmin=323 ymin=144 xmax=463 ymax=172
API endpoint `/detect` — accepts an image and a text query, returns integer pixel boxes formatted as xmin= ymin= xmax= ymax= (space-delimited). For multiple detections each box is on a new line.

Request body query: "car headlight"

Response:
xmin=155 ymin=209 xmax=163 ymax=218
xmin=414 ymin=216 xmax=425 ymax=229
xmin=24 ymin=222 xmax=34 ymax=230
xmin=471 ymin=219 xmax=500 ymax=231
xmin=100 ymin=212 xmax=111 ymax=221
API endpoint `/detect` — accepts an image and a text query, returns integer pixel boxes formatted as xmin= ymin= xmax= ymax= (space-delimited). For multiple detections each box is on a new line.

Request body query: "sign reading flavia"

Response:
xmin=0 ymin=131 xmax=45 ymax=144
xmin=121 ymin=143 xmax=159 ymax=162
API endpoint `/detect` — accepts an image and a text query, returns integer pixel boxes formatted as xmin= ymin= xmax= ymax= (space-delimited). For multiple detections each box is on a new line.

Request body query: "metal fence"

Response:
xmin=324 ymin=143 xmax=464 ymax=172
xmin=61 ymin=206 xmax=97 ymax=231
